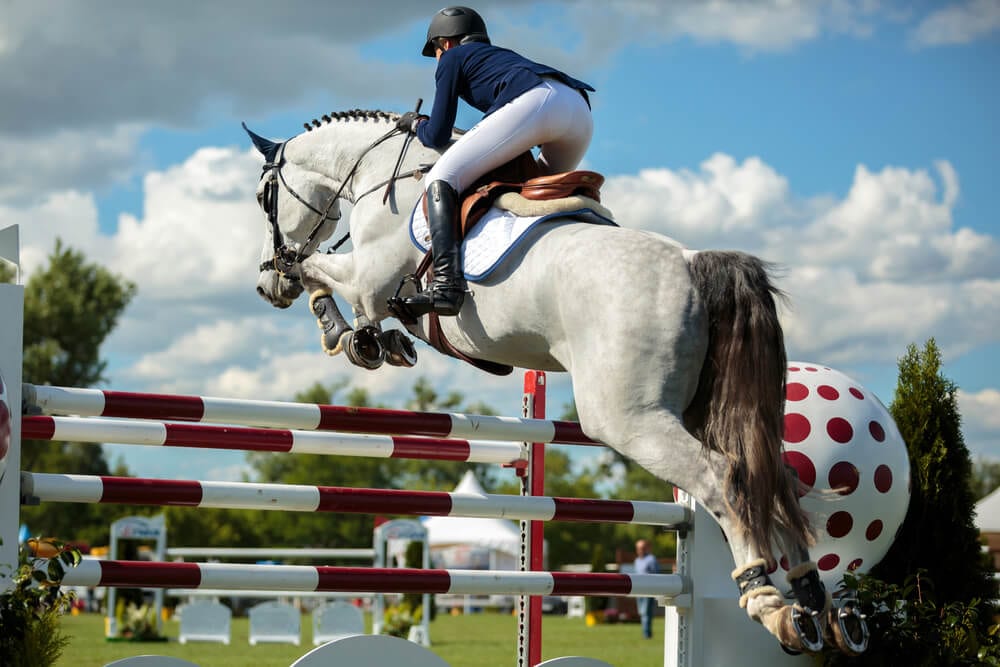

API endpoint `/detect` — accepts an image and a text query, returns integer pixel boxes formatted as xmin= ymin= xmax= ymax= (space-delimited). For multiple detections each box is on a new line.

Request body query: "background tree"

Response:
xmin=971 ymin=458 xmax=1000 ymax=500
xmin=819 ymin=340 xmax=999 ymax=666
xmin=872 ymin=339 xmax=995 ymax=602
xmin=8 ymin=241 xmax=137 ymax=547
xmin=247 ymin=380 xmax=396 ymax=552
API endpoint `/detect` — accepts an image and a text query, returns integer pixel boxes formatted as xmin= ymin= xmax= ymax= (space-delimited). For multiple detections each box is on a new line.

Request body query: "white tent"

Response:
xmin=975 ymin=486 xmax=1000 ymax=533
xmin=423 ymin=471 xmax=523 ymax=571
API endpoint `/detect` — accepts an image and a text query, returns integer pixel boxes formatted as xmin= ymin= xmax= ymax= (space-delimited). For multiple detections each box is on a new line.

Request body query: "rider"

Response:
xmin=395 ymin=6 xmax=595 ymax=317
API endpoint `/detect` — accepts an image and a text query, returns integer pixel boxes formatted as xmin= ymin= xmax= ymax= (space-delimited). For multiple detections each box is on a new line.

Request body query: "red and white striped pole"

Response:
xmin=22 ymin=415 xmax=525 ymax=465
xmin=24 ymin=383 xmax=599 ymax=446
xmin=21 ymin=472 xmax=690 ymax=526
xmin=60 ymin=560 xmax=687 ymax=599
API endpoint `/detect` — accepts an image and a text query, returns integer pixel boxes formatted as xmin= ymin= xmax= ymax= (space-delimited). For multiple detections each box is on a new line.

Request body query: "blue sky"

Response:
xmin=3 ymin=1 xmax=999 ymax=482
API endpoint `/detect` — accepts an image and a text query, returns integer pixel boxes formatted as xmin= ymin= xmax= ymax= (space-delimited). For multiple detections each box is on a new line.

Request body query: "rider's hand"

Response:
xmin=396 ymin=111 xmax=428 ymax=134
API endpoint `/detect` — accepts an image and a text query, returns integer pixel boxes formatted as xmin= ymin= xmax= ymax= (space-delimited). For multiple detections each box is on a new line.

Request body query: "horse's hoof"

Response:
xmin=826 ymin=603 xmax=869 ymax=656
xmin=382 ymin=329 xmax=417 ymax=367
xmin=343 ymin=327 xmax=385 ymax=370
xmin=789 ymin=607 xmax=825 ymax=654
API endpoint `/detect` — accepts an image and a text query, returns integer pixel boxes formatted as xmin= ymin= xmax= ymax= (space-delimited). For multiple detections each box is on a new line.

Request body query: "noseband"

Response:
xmin=258 ymin=124 xmax=427 ymax=277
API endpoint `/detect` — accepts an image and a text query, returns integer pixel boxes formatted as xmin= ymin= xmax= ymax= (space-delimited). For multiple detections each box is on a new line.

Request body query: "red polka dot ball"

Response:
xmin=0 ymin=372 xmax=9 ymax=484
xmin=781 ymin=363 xmax=909 ymax=594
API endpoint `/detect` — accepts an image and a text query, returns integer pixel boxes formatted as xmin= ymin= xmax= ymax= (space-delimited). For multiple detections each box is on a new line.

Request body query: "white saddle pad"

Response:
xmin=408 ymin=196 xmax=616 ymax=282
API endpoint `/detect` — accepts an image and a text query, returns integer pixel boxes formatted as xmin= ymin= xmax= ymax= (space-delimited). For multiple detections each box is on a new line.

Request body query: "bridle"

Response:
xmin=258 ymin=123 xmax=427 ymax=277
xmin=257 ymin=141 xmax=343 ymax=276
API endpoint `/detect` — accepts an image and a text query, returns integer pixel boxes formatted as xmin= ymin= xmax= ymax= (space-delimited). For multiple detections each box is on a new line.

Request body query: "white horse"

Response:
xmin=246 ymin=109 xmax=863 ymax=655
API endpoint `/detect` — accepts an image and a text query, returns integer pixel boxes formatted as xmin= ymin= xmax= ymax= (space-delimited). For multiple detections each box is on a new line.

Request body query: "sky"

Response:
xmin=2 ymin=0 xmax=999 ymax=483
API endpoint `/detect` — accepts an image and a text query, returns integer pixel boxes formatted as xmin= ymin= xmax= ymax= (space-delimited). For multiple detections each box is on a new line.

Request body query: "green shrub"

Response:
xmin=0 ymin=538 xmax=81 ymax=667
xmin=820 ymin=570 xmax=1000 ymax=666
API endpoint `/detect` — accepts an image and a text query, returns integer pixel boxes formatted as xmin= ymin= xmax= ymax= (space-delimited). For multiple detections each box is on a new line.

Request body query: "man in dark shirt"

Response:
xmin=394 ymin=6 xmax=595 ymax=317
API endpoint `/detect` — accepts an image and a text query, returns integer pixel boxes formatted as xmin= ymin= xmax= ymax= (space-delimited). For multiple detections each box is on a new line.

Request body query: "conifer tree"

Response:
xmin=872 ymin=339 xmax=994 ymax=604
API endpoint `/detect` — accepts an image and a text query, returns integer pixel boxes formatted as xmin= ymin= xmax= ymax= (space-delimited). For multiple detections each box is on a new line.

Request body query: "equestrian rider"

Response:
xmin=395 ymin=6 xmax=595 ymax=317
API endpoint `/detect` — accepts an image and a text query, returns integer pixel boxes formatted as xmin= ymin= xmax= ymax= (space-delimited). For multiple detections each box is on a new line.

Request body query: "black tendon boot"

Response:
xmin=403 ymin=180 xmax=466 ymax=316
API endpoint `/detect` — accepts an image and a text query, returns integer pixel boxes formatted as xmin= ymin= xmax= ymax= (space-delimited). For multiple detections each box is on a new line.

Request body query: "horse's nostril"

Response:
xmin=257 ymin=286 xmax=266 ymax=298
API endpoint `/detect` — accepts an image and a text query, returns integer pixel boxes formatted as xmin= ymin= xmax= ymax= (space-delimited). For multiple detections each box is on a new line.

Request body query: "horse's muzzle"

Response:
xmin=257 ymin=270 xmax=304 ymax=308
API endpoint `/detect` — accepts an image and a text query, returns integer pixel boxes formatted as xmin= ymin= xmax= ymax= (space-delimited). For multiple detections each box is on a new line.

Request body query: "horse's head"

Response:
xmin=244 ymin=123 xmax=342 ymax=308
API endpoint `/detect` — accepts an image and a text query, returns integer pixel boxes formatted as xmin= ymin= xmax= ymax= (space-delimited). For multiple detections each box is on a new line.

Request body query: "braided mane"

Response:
xmin=302 ymin=109 xmax=397 ymax=132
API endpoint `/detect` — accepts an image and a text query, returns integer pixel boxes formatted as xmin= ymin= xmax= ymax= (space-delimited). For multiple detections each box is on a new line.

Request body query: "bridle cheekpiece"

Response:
xmin=258 ymin=142 xmax=342 ymax=277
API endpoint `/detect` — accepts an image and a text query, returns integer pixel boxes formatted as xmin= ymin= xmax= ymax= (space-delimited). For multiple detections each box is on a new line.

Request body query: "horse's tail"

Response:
xmin=684 ymin=250 xmax=812 ymax=560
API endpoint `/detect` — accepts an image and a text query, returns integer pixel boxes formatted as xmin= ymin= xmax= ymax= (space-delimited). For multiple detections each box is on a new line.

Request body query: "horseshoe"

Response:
xmin=827 ymin=602 xmax=869 ymax=656
xmin=343 ymin=326 xmax=385 ymax=370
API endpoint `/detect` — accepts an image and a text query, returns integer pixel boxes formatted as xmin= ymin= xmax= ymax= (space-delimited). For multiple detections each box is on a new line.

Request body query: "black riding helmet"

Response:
xmin=422 ymin=6 xmax=490 ymax=57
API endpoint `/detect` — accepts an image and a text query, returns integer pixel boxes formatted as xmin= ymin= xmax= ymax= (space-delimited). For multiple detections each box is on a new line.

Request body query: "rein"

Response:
xmin=259 ymin=123 xmax=420 ymax=276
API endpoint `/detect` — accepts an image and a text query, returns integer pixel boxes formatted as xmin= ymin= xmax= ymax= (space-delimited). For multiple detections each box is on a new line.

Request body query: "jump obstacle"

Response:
xmin=0 ymin=231 xmax=805 ymax=666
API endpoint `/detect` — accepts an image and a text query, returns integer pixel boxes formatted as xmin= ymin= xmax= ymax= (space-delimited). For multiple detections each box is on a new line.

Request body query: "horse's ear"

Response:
xmin=242 ymin=122 xmax=282 ymax=163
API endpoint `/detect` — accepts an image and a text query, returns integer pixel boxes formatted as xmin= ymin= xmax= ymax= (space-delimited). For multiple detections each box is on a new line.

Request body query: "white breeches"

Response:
xmin=427 ymin=78 xmax=594 ymax=193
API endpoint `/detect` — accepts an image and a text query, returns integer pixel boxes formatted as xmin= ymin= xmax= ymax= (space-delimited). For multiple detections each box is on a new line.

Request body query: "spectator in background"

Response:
xmin=633 ymin=539 xmax=659 ymax=639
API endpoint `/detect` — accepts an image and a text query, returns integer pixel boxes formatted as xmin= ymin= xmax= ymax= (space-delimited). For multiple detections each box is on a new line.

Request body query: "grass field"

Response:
xmin=55 ymin=611 xmax=666 ymax=667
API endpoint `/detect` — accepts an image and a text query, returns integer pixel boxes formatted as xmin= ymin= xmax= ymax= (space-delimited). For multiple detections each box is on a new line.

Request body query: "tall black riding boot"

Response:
xmin=403 ymin=180 xmax=466 ymax=317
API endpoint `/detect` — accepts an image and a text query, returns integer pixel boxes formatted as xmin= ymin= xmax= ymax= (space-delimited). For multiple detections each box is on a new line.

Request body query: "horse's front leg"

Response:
xmin=307 ymin=291 xmax=353 ymax=357
xmin=300 ymin=254 xmax=417 ymax=369
xmin=299 ymin=253 xmax=360 ymax=357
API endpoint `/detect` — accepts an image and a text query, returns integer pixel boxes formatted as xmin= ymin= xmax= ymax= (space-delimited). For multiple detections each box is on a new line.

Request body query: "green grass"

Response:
xmin=55 ymin=611 xmax=665 ymax=667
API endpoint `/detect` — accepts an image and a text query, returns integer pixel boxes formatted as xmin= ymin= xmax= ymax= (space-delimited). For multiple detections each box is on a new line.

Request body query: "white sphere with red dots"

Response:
xmin=0 ymin=372 xmax=9 ymax=484
xmin=780 ymin=362 xmax=910 ymax=595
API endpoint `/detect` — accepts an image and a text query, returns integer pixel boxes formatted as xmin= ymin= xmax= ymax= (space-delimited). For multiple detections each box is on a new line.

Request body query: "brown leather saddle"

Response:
xmin=457 ymin=152 xmax=604 ymax=237
xmin=417 ymin=152 xmax=606 ymax=376
xmin=417 ymin=151 xmax=604 ymax=241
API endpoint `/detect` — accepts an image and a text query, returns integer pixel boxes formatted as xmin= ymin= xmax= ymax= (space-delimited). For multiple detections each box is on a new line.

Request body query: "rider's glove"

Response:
xmin=396 ymin=111 xmax=428 ymax=134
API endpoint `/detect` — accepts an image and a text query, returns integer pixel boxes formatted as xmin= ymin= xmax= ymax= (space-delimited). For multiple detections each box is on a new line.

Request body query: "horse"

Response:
xmin=245 ymin=108 xmax=861 ymax=655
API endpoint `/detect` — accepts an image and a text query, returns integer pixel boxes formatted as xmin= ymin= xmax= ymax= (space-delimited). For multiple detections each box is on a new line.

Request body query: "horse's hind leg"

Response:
xmin=579 ymin=404 xmax=826 ymax=653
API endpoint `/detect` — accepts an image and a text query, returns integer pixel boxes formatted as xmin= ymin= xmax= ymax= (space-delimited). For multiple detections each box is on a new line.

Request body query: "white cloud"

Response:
xmin=0 ymin=192 xmax=104 ymax=275
xmin=778 ymin=270 xmax=1000 ymax=365
xmin=911 ymin=0 xmax=1000 ymax=46
xmin=110 ymin=146 xmax=264 ymax=299
xmin=604 ymin=155 xmax=1000 ymax=287
xmin=601 ymin=154 xmax=796 ymax=250
xmin=0 ymin=125 xmax=144 ymax=205
xmin=603 ymin=153 xmax=1000 ymax=387
xmin=128 ymin=317 xmax=285 ymax=384
xmin=791 ymin=161 xmax=999 ymax=282
xmin=959 ymin=388 xmax=1000 ymax=459
xmin=567 ymin=0 xmax=885 ymax=53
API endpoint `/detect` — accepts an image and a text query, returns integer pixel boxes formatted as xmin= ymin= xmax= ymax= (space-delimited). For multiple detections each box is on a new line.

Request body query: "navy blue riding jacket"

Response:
xmin=416 ymin=42 xmax=595 ymax=149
